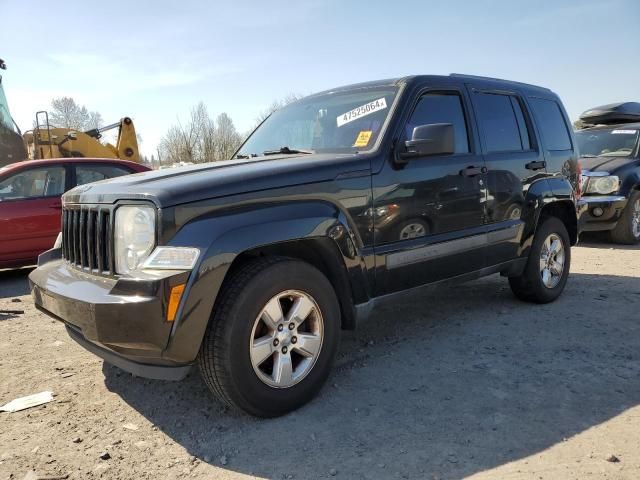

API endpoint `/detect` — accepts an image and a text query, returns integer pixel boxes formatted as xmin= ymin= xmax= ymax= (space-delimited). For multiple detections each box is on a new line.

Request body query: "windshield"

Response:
xmin=576 ymin=128 xmax=639 ymax=158
xmin=236 ymin=86 xmax=399 ymax=157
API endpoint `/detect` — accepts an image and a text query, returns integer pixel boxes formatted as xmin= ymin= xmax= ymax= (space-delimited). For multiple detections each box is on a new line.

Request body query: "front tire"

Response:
xmin=610 ymin=191 xmax=640 ymax=244
xmin=509 ymin=217 xmax=571 ymax=303
xmin=198 ymin=257 xmax=340 ymax=417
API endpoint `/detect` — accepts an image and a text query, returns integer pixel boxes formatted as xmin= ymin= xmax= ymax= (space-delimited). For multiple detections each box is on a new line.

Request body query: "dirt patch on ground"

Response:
xmin=1 ymin=239 xmax=639 ymax=479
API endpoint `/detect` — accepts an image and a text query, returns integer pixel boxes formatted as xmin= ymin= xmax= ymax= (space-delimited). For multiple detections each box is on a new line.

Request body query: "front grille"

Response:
xmin=62 ymin=205 xmax=114 ymax=274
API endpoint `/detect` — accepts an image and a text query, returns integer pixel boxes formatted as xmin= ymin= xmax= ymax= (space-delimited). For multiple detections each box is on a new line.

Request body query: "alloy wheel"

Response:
xmin=631 ymin=199 xmax=640 ymax=239
xmin=249 ymin=290 xmax=324 ymax=388
xmin=539 ymin=233 xmax=565 ymax=289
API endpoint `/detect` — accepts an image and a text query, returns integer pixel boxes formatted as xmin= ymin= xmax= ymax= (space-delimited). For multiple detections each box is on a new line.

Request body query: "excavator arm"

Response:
xmin=25 ymin=115 xmax=140 ymax=162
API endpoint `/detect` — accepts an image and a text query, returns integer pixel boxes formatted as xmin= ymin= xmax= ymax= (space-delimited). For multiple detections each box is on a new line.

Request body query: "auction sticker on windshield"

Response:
xmin=337 ymin=98 xmax=387 ymax=127
xmin=353 ymin=130 xmax=373 ymax=147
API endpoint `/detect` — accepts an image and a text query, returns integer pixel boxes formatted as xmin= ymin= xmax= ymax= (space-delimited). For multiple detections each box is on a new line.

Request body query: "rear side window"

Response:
xmin=474 ymin=92 xmax=531 ymax=152
xmin=405 ymin=92 xmax=470 ymax=154
xmin=529 ymin=98 xmax=572 ymax=151
xmin=75 ymin=164 xmax=132 ymax=187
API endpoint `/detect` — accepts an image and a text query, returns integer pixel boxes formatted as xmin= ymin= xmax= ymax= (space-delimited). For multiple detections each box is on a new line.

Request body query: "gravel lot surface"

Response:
xmin=1 ymin=238 xmax=639 ymax=480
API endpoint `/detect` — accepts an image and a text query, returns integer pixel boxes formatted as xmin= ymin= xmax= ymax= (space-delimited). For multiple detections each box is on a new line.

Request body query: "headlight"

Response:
xmin=585 ymin=175 xmax=620 ymax=195
xmin=142 ymin=247 xmax=200 ymax=270
xmin=114 ymin=205 xmax=156 ymax=274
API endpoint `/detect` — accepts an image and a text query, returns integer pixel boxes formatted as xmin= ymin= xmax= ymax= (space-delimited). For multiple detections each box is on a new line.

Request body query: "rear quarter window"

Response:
xmin=529 ymin=98 xmax=572 ymax=151
xmin=74 ymin=164 xmax=133 ymax=186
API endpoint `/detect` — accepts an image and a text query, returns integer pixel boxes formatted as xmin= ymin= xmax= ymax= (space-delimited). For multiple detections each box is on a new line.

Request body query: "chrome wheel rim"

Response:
xmin=632 ymin=199 xmax=640 ymax=239
xmin=539 ymin=233 xmax=565 ymax=289
xmin=399 ymin=222 xmax=426 ymax=240
xmin=250 ymin=290 xmax=324 ymax=388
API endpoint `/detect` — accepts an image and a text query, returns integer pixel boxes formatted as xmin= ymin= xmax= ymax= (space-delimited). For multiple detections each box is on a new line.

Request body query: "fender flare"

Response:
xmin=161 ymin=201 xmax=368 ymax=364
xmin=619 ymin=170 xmax=640 ymax=197
xmin=519 ymin=177 xmax=578 ymax=255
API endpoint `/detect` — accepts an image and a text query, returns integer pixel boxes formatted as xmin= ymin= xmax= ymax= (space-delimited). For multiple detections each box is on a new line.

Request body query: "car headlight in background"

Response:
xmin=114 ymin=205 xmax=156 ymax=274
xmin=363 ymin=204 xmax=400 ymax=218
xmin=585 ymin=175 xmax=620 ymax=195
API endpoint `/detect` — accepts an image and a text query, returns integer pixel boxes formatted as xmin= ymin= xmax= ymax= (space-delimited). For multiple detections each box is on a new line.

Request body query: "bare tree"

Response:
xmin=214 ymin=112 xmax=242 ymax=161
xmin=573 ymin=119 xmax=587 ymax=130
xmin=49 ymin=97 xmax=103 ymax=131
xmin=158 ymin=102 xmax=243 ymax=164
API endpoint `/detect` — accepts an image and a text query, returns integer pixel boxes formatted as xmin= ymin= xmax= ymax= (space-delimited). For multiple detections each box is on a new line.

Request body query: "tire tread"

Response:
xmin=198 ymin=256 xmax=286 ymax=412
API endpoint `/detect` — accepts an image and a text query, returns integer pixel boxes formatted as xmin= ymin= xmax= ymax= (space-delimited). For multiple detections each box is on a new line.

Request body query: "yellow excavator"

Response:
xmin=23 ymin=111 xmax=140 ymax=162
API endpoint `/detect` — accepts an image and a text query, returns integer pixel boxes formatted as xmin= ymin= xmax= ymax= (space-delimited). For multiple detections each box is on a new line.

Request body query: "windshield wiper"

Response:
xmin=263 ymin=146 xmax=315 ymax=156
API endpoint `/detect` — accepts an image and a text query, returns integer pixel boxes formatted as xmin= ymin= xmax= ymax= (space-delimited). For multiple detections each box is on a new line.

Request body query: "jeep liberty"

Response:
xmin=30 ymin=75 xmax=580 ymax=416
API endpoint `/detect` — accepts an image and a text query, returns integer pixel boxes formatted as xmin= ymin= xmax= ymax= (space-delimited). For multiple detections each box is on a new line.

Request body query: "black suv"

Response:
xmin=575 ymin=102 xmax=640 ymax=243
xmin=30 ymin=75 xmax=580 ymax=417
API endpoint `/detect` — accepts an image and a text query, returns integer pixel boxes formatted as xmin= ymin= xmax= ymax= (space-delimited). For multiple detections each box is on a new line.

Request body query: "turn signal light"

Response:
xmin=167 ymin=284 xmax=186 ymax=322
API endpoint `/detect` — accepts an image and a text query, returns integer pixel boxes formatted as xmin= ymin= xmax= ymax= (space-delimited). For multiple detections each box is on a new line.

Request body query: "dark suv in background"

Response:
xmin=30 ymin=74 xmax=580 ymax=417
xmin=575 ymin=102 xmax=640 ymax=244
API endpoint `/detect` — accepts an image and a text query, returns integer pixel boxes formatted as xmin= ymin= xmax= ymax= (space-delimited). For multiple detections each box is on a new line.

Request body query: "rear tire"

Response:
xmin=198 ymin=257 xmax=340 ymax=417
xmin=609 ymin=191 xmax=640 ymax=244
xmin=509 ymin=217 xmax=571 ymax=303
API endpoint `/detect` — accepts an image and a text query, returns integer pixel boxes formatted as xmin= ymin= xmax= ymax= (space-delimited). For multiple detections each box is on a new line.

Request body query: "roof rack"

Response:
xmin=449 ymin=73 xmax=552 ymax=92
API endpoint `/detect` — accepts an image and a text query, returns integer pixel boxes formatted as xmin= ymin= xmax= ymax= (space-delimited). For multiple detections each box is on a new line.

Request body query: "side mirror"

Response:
xmin=398 ymin=123 xmax=455 ymax=163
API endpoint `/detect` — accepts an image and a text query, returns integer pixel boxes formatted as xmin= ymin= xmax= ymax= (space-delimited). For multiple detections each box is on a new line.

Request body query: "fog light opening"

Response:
xmin=592 ymin=207 xmax=604 ymax=217
xmin=167 ymin=284 xmax=186 ymax=322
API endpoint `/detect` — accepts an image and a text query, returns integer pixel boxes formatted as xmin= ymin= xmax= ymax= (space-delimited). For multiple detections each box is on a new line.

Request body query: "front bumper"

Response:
xmin=29 ymin=250 xmax=192 ymax=380
xmin=578 ymin=195 xmax=628 ymax=232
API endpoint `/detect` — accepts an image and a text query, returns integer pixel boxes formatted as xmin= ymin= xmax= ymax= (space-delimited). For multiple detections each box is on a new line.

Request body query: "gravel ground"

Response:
xmin=1 ymin=238 xmax=639 ymax=480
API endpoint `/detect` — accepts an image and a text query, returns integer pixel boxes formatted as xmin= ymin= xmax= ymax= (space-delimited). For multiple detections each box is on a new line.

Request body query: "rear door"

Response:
xmin=468 ymin=86 xmax=546 ymax=265
xmin=0 ymin=165 xmax=67 ymax=264
xmin=526 ymin=96 xmax=576 ymax=181
xmin=72 ymin=163 xmax=135 ymax=187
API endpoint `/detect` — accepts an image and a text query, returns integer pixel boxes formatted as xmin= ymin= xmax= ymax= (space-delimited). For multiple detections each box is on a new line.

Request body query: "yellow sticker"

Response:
xmin=353 ymin=131 xmax=373 ymax=148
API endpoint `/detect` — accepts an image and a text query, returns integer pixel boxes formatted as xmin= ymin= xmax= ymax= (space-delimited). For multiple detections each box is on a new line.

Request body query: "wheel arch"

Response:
xmin=539 ymin=200 xmax=578 ymax=245
xmin=230 ymin=237 xmax=358 ymax=330
xmin=161 ymin=201 xmax=370 ymax=364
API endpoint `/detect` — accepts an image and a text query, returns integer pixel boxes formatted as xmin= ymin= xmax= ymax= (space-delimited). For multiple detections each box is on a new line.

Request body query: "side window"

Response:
xmin=75 ymin=164 xmax=131 ymax=187
xmin=474 ymin=93 xmax=531 ymax=152
xmin=405 ymin=92 xmax=470 ymax=154
xmin=529 ymin=98 xmax=572 ymax=151
xmin=0 ymin=166 xmax=66 ymax=202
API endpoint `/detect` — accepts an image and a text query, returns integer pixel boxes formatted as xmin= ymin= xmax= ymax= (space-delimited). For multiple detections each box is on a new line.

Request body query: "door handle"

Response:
xmin=525 ymin=160 xmax=546 ymax=170
xmin=460 ymin=166 xmax=487 ymax=177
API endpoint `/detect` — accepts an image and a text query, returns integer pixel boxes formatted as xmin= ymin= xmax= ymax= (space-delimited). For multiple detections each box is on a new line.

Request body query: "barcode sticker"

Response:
xmin=337 ymin=98 xmax=387 ymax=127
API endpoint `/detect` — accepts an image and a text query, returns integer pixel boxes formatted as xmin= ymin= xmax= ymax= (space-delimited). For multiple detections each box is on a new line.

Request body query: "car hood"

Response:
xmin=63 ymin=153 xmax=364 ymax=207
xmin=580 ymin=155 xmax=633 ymax=173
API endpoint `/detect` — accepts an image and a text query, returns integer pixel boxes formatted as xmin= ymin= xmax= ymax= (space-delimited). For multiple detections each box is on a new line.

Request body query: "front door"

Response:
xmin=0 ymin=165 xmax=67 ymax=265
xmin=373 ymin=88 xmax=487 ymax=295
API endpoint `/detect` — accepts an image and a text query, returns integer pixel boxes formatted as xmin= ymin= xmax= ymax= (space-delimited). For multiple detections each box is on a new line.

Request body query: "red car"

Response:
xmin=0 ymin=158 xmax=150 ymax=269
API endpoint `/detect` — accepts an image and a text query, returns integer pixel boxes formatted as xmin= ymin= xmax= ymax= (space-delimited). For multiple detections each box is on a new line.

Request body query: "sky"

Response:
xmin=1 ymin=0 xmax=639 ymax=158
